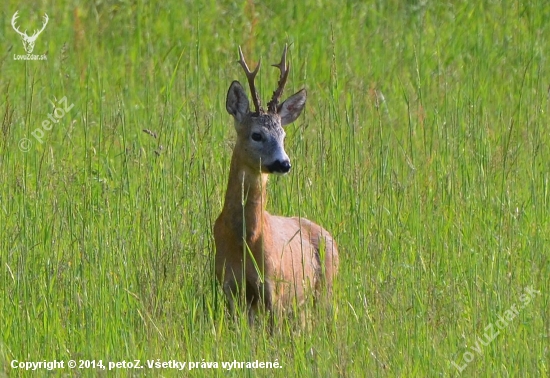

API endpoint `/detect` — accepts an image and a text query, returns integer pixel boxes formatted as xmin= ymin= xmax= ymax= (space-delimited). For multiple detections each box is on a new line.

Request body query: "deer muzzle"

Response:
xmin=266 ymin=159 xmax=291 ymax=174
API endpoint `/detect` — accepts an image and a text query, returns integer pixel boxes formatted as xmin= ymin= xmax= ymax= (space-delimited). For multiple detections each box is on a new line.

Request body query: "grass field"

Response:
xmin=1 ymin=0 xmax=549 ymax=376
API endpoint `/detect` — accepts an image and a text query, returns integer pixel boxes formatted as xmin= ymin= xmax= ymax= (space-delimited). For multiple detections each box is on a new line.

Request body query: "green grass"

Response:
xmin=1 ymin=0 xmax=548 ymax=376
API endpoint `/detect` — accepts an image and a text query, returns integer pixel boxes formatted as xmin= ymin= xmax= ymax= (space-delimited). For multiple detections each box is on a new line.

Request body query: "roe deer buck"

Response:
xmin=214 ymin=45 xmax=339 ymax=324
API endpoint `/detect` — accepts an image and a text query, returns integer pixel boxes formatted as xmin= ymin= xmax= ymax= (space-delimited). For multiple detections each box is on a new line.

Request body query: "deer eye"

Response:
xmin=251 ymin=132 xmax=262 ymax=142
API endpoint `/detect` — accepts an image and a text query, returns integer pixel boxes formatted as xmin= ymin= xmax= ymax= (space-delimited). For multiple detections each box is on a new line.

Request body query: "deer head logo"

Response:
xmin=11 ymin=11 xmax=49 ymax=54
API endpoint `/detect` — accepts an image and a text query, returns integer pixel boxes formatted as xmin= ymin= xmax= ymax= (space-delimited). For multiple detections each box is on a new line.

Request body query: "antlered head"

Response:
xmin=225 ymin=45 xmax=307 ymax=174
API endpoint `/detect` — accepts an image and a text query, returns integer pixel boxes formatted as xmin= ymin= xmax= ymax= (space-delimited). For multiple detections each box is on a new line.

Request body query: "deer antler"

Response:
xmin=267 ymin=44 xmax=290 ymax=114
xmin=32 ymin=14 xmax=49 ymax=39
xmin=11 ymin=11 xmax=27 ymax=38
xmin=237 ymin=46 xmax=263 ymax=114
xmin=11 ymin=12 xmax=48 ymax=40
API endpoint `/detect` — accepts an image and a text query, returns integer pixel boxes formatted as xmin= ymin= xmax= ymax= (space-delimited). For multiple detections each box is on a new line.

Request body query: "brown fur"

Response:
xmin=214 ymin=152 xmax=339 ymax=318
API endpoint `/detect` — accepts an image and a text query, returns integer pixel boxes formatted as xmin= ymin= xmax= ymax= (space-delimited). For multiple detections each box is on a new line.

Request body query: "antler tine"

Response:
xmin=32 ymin=14 xmax=48 ymax=37
xmin=267 ymin=44 xmax=290 ymax=113
xmin=11 ymin=11 xmax=26 ymax=37
xmin=237 ymin=46 xmax=262 ymax=114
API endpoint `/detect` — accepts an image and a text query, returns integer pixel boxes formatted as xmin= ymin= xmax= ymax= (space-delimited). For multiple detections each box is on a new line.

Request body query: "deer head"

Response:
xmin=11 ymin=11 xmax=49 ymax=54
xmin=226 ymin=45 xmax=307 ymax=174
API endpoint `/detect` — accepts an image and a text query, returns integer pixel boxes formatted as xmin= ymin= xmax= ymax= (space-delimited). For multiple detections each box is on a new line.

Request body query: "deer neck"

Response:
xmin=221 ymin=148 xmax=269 ymax=242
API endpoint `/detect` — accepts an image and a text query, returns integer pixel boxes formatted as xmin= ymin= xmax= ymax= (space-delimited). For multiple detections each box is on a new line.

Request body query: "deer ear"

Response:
xmin=226 ymin=81 xmax=250 ymax=122
xmin=278 ymin=89 xmax=307 ymax=126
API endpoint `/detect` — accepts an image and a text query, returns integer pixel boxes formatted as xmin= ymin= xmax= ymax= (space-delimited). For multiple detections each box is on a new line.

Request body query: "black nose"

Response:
xmin=267 ymin=160 xmax=291 ymax=173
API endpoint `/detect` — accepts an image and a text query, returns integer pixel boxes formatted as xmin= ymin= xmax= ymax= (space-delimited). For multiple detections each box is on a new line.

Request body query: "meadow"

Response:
xmin=0 ymin=0 xmax=548 ymax=376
